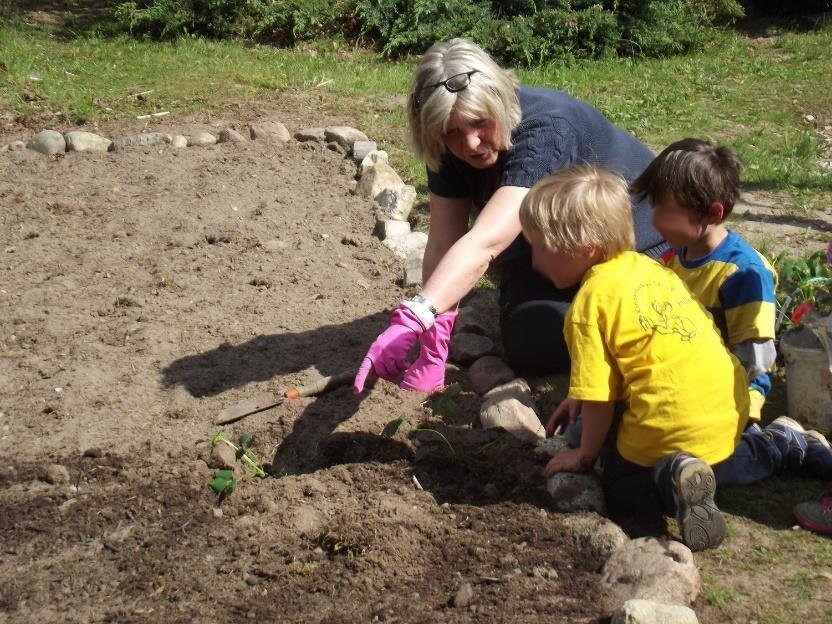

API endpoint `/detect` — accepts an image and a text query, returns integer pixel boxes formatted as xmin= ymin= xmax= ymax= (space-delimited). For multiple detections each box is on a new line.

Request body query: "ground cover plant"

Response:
xmin=1 ymin=4 xmax=832 ymax=623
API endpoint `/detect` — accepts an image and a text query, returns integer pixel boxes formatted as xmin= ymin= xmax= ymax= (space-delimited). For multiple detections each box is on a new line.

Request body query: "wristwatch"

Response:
xmin=409 ymin=294 xmax=437 ymax=317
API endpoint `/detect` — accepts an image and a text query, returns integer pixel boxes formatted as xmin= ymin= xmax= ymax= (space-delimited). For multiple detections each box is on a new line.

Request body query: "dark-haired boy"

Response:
xmin=631 ymin=138 xmax=832 ymax=480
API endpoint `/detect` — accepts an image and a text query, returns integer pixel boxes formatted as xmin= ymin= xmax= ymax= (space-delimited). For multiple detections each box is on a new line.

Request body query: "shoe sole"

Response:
xmin=771 ymin=416 xmax=806 ymax=433
xmin=675 ymin=461 xmax=725 ymax=551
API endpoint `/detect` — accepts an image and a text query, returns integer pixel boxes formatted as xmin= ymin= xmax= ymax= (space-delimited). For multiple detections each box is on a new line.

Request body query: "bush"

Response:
xmin=111 ymin=0 xmax=748 ymax=64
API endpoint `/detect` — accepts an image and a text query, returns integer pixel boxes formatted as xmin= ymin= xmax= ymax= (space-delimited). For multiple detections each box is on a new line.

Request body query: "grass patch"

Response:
xmin=2 ymin=14 xmax=831 ymax=217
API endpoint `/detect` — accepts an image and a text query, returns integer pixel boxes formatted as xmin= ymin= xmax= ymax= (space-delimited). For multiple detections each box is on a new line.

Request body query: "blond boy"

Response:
xmin=519 ymin=166 xmax=762 ymax=551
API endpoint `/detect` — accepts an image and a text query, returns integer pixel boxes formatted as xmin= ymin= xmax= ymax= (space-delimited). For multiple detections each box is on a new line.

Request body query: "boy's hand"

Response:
xmin=543 ymin=448 xmax=593 ymax=477
xmin=545 ymin=398 xmax=581 ymax=437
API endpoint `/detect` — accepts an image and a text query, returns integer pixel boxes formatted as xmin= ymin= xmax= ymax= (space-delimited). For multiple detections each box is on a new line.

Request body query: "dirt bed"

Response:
xmin=0 ymin=119 xmax=618 ymax=623
xmin=2 ymin=103 xmax=831 ymax=622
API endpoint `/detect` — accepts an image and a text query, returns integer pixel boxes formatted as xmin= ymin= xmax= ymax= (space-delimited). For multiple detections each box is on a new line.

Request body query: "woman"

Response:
xmin=353 ymin=38 xmax=666 ymax=394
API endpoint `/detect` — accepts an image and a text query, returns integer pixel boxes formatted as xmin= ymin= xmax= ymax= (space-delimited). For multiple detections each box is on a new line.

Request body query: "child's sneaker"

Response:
xmin=670 ymin=453 xmax=725 ymax=551
xmin=763 ymin=416 xmax=808 ymax=473
xmin=803 ymin=430 xmax=832 ymax=481
xmin=793 ymin=488 xmax=832 ymax=536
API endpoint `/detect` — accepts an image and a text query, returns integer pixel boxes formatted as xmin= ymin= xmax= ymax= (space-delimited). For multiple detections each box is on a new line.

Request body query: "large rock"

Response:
xmin=557 ymin=512 xmax=629 ymax=570
xmin=188 ymin=132 xmax=217 ymax=147
xmin=545 ymin=471 xmax=606 ymax=514
xmin=65 ymin=131 xmax=112 ymax=153
xmin=467 ymin=355 xmax=515 ymax=395
xmin=218 ymin=128 xmax=247 ymax=143
xmin=357 ymin=162 xmax=406 ymax=200
xmin=249 ymin=120 xmax=291 ymax=142
xmin=450 ymin=333 xmax=494 ymax=364
xmin=375 ymin=218 xmax=411 ymax=242
xmin=351 ymin=140 xmax=377 ymax=163
xmin=294 ymin=127 xmax=326 ymax=143
xmin=403 ymin=243 xmax=426 ymax=287
xmin=601 ymin=537 xmax=701 ymax=607
xmin=480 ymin=378 xmax=544 ymax=442
xmin=376 ymin=185 xmax=417 ymax=221
xmin=382 ymin=230 xmax=427 ymax=260
xmin=611 ymin=599 xmax=699 ymax=624
xmin=361 ymin=149 xmax=389 ymax=169
xmin=110 ymin=132 xmax=170 ymax=151
xmin=27 ymin=129 xmax=65 ymax=154
xmin=324 ymin=126 xmax=369 ymax=154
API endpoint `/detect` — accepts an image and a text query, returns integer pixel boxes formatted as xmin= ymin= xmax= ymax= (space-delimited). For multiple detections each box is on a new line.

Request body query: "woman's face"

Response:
xmin=443 ymin=111 xmax=501 ymax=169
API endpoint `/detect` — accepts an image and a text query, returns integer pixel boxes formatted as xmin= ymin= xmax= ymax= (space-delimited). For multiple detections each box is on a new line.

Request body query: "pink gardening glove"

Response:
xmin=400 ymin=310 xmax=458 ymax=392
xmin=353 ymin=304 xmax=426 ymax=394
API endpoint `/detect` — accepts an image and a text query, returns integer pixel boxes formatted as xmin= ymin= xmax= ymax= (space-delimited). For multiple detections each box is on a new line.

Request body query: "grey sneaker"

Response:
xmin=803 ymin=430 xmax=832 ymax=481
xmin=764 ymin=416 xmax=808 ymax=473
xmin=670 ymin=454 xmax=725 ymax=551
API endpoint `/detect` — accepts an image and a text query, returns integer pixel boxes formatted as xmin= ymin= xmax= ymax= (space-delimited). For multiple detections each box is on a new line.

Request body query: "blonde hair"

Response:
xmin=408 ymin=38 xmax=521 ymax=172
xmin=519 ymin=166 xmax=636 ymax=259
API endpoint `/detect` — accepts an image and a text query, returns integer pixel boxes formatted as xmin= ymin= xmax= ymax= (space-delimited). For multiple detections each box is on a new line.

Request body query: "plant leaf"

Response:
xmin=210 ymin=469 xmax=236 ymax=495
xmin=382 ymin=416 xmax=407 ymax=438
xmin=442 ymin=383 xmax=462 ymax=399
xmin=238 ymin=433 xmax=253 ymax=450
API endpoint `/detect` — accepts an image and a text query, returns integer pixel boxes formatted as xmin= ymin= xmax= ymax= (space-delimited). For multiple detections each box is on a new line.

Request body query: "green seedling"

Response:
xmin=210 ymin=469 xmax=237 ymax=497
xmin=209 ymin=428 xmax=266 ymax=497
xmin=429 ymin=383 xmax=462 ymax=419
xmin=382 ymin=415 xmax=455 ymax=459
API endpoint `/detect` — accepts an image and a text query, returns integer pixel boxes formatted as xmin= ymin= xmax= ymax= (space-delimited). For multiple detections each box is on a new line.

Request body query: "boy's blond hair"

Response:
xmin=519 ymin=166 xmax=636 ymax=259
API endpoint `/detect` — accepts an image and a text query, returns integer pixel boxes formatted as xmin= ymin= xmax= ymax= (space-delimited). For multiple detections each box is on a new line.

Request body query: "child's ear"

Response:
xmin=706 ymin=202 xmax=725 ymax=224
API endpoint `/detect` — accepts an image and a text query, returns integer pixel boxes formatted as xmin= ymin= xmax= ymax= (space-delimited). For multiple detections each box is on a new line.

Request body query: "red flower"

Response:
xmin=791 ymin=300 xmax=815 ymax=325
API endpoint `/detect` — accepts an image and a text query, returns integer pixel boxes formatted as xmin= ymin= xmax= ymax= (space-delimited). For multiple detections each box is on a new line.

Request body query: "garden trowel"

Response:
xmin=214 ymin=370 xmax=354 ymax=425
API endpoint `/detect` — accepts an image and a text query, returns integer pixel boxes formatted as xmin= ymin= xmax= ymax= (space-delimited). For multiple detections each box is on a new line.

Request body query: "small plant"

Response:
xmin=209 ymin=428 xmax=266 ymax=498
xmin=382 ymin=415 xmax=455 ymax=460
xmin=428 ymin=383 xmax=462 ymax=419
xmin=771 ymin=245 xmax=832 ymax=332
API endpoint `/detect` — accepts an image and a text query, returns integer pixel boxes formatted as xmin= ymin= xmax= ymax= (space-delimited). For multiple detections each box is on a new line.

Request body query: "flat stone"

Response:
xmin=6 ymin=140 xmax=26 ymax=152
xmin=188 ymin=132 xmax=217 ymax=147
xmin=361 ymin=149 xmax=389 ymax=169
xmin=294 ymin=127 xmax=326 ymax=142
xmin=324 ymin=126 xmax=369 ymax=154
xmin=351 ymin=140 xmax=377 ymax=163
xmin=110 ymin=132 xmax=170 ymax=151
xmin=375 ymin=218 xmax=411 ymax=242
xmin=218 ymin=128 xmax=247 ymax=143
xmin=356 ymin=162 xmax=405 ymax=199
xmin=612 ymin=599 xmax=699 ymax=624
xmin=450 ymin=332 xmax=494 ymax=364
xmin=480 ymin=378 xmax=544 ymax=442
xmin=171 ymin=135 xmax=188 ymax=148
xmin=546 ymin=471 xmax=606 ymax=514
xmin=65 ymin=131 xmax=112 ymax=153
xmin=249 ymin=120 xmax=291 ymax=142
xmin=467 ymin=355 xmax=515 ymax=394
xmin=601 ymin=537 xmax=701 ymax=606
xmin=403 ymin=243 xmax=426 ymax=287
xmin=382 ymin=230 xmax=427 ymax=260
xmin=557 ymin=512 xmax=629 ymax=570
xmin=27 ymin=129 xmax=65 ymax=154
xmin=375 ymin=184 xmax=417 ymax=221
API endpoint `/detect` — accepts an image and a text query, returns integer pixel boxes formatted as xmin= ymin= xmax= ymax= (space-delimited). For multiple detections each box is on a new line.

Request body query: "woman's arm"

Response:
xmin=421 ymin=185 xmax=529 ymax=313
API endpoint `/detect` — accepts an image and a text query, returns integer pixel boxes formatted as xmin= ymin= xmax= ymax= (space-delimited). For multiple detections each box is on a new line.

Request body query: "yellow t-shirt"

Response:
xmin=566 ymin=251 xmax=750 ymax=467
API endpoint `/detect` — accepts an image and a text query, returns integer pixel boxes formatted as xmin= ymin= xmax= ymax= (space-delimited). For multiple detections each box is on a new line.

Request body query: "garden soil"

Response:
xmin=1 ymin=102 xmax=830 ymax=623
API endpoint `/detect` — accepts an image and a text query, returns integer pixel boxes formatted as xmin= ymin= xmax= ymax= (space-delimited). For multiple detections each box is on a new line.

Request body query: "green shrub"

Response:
xmin=111 ymin=0 xmax=747 ymax=64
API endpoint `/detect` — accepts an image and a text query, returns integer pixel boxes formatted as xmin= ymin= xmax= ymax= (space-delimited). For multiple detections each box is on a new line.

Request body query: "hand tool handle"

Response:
xmin=285 ymin=370 xmax=354 ymax=399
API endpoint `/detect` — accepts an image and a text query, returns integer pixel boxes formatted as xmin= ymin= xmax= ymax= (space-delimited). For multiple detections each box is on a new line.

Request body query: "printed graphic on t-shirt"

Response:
xmin=633 ymin=282 xmax=697 ymax=342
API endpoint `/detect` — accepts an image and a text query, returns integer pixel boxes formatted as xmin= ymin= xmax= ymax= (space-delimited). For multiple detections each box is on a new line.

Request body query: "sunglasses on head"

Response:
xmin=411 ymin=70 xmax=480 ymax=112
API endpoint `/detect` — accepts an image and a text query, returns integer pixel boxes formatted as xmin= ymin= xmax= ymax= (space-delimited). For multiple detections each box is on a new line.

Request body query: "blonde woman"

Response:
xmin=353 ymin=38 xmax=667 ymax=394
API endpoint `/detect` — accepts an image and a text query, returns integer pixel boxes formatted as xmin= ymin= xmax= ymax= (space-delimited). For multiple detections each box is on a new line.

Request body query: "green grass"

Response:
xmin=2 ymin=14 xmax=831 ymax=209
